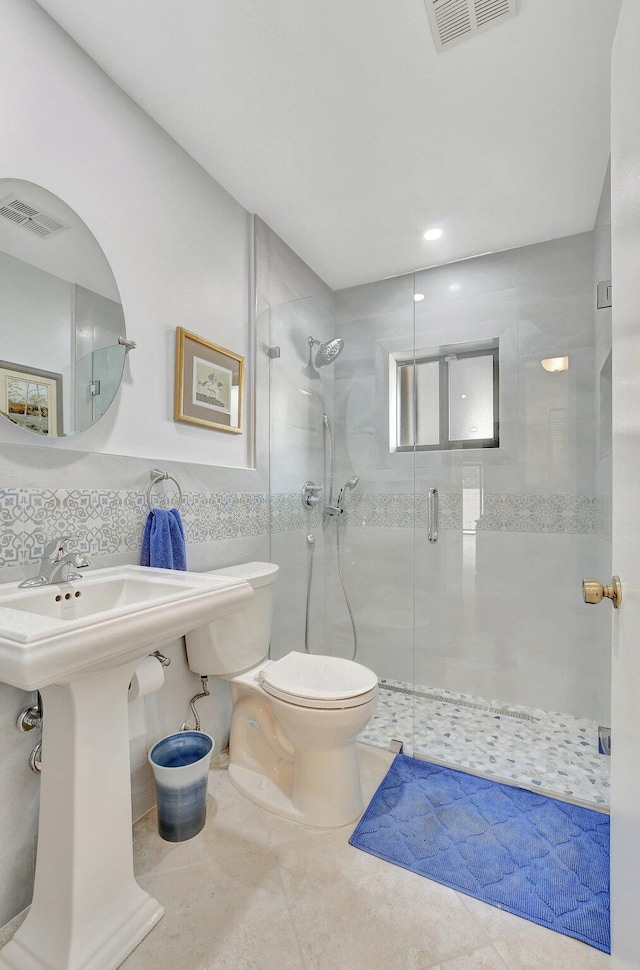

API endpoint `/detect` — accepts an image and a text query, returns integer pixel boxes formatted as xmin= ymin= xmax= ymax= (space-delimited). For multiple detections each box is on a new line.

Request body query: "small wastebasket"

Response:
xmin=149 ymin=731 xmax=214 ymax=842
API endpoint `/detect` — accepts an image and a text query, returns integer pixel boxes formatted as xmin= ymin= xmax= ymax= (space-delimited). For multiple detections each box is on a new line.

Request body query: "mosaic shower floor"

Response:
xmin=359 ymin=678 xmax=610 ymax=810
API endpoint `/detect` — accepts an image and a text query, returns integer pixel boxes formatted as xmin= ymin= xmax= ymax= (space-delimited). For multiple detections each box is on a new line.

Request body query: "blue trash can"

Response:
xmin=149 ymin=731 xmax=214 ymax=842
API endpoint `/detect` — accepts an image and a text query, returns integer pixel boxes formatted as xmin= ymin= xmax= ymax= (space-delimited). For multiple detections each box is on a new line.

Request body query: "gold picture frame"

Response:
xmin=174 ymin=328 xmax=244 ymax=434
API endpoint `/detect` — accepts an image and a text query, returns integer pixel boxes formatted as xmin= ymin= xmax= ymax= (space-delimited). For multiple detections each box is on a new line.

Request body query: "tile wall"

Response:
xmin=325 ymin=231 xmax=611 ymax=726
xmin=255 ymin=219 xmax=338 ymax=662
xmin=264 ymin=226 xmax=611 ymax=726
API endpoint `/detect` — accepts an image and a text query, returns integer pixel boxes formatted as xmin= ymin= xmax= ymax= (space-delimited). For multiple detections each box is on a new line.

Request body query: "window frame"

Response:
xmin=391 ymin=341 xmax=500 ymax=453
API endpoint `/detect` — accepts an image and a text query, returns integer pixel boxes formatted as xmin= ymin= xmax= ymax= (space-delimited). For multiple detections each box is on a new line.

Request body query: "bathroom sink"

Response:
xmin=0 ymin=564 xmax=253 ymax=691
xmin=0 ymin=564 xmax=253 ymax=970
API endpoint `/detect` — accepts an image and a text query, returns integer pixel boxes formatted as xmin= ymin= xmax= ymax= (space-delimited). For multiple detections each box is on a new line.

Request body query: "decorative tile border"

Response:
xmin=270 ymin=492 xmax=306 ymax=533
xmin=1 ymin=487 xmax=599 ymax=569
xmin=253 ymin=489 xmax=594 ymax=537
xmin=270 ymin=491 xmax=595 ymax=534
xmin=270 ymin=491 xmax=461 ymax=532
xmin=476 ymin=493 xmax=595 ymax=534
xmin=0 ymin=488 xmax=270 ymax=569
xmin=595 ymin=493 xmax=612 ymax=544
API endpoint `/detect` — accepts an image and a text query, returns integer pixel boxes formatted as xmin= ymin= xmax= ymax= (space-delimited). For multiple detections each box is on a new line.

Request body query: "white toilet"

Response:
xmin=185 ymin=562 xmax=378 ymax=827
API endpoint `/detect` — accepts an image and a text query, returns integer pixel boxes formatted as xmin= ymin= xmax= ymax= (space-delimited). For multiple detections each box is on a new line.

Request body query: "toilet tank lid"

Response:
xmin=207 ymin=561 xmax=279 ymax=589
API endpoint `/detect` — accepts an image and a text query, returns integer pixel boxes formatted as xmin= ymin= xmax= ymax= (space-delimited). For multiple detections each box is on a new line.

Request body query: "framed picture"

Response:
xmin=174 ymin=328 xmax=244 ymax=434
xmin=0 ymin=360 xmax=63 ymax=437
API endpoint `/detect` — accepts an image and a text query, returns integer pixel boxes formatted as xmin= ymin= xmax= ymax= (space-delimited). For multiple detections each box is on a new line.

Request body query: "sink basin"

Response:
xmin=0 ymin=564 xmax=252 ymax=691
xmin=0 ymin=565 xmax=253 ymax=970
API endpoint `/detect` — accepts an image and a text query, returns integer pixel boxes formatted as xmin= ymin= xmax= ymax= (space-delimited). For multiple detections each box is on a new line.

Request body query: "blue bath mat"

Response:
xmin=350 ymin=755 xmax=610 ymax=953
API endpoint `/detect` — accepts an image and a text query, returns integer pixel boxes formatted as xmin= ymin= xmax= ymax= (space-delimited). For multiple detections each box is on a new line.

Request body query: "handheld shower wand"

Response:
xmin=324 ymin=475 xmax=359 ymax=518
xmin=336 ymin=475 xmax=360 ymax=511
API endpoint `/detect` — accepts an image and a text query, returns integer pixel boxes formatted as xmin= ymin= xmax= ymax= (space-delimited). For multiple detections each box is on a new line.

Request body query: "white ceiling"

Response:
xmin=35 ymin=0 xmax=621 ymax=290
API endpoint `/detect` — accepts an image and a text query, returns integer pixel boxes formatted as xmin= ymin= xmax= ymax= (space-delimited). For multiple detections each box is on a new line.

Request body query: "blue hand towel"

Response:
xmin=140 ymin=508 xmax=187 ymax=570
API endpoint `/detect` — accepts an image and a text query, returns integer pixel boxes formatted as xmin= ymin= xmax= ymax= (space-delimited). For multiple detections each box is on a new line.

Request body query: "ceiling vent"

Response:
xmin=425 ymin=0 xmax=517 ymax=53
xmin=0 ymin=194 xmax=69 ymax=240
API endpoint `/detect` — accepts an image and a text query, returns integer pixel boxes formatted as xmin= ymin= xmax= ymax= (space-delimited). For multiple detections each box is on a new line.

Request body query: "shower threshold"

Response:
xmin=359 ymin=678 xmax=610 ymax=810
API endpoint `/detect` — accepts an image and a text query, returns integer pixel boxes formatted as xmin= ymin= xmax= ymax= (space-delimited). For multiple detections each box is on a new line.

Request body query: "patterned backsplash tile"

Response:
xmin=0 ymin=486 xmax=598 ymax=570
xmin=476 ymin=493 xmax=596 ymax=534
xmin=272 ymin=490 xmax=595 ymax=535
xmin=0 ymin=488 xmax=270 ymax=569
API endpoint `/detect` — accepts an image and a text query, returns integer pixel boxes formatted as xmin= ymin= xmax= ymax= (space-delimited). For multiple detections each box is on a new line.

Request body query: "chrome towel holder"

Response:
xmin=146 ymin=468 xmax=183 ymax=513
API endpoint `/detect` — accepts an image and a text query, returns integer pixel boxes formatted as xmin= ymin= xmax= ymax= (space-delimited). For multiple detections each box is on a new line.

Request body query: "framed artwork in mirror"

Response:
xmin=0 ymin=360 xmax=63 ymax=437
xmin=174 ymin=328 xmax=244 ymax=434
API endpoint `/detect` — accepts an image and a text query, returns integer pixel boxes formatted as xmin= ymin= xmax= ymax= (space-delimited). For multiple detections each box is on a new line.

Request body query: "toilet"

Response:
xmin=185 ymin=562 xmax=378 ymax=827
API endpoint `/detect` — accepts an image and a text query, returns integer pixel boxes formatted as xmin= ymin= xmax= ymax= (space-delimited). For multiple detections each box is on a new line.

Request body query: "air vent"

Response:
xmin=425 ymin=0 xmax=516 ymax=53
xmin=0 ymin=194 xmax=69 ymax=240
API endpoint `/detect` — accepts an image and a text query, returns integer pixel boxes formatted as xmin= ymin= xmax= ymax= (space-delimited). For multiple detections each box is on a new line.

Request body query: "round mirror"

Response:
xmin=0 ymin=179 xmax=129 ymax=438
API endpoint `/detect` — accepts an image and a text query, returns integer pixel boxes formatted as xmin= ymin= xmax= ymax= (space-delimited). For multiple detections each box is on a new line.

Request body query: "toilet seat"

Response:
xmin=258 ymin=652 xmax=379 ymax=710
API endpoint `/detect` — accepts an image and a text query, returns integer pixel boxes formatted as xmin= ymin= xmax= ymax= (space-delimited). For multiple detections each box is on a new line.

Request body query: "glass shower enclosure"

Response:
xmin=266 ymin=227 xmax=611 ymax=809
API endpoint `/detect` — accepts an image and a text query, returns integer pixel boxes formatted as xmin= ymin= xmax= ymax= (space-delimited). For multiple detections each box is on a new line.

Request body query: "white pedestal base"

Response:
xmin=0 ymin=663 xmax=164 ymax=970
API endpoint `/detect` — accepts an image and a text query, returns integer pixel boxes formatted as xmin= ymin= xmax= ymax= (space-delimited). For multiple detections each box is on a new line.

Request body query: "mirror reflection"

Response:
xmin=0 ymin=179 xmax=127 ymax=437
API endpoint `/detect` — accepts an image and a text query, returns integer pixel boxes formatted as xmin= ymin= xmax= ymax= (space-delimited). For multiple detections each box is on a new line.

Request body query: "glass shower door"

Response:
xmin=410 ymin=234 xmax=612 ymax=808
xmin=330 ymin=274 xmax=417 ymax=752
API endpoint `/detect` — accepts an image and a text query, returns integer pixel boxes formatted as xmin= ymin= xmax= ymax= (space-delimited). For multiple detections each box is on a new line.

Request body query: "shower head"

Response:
xmin=336 ymin=475 xmax=360 ymax=511
xmin=308 ymin=335 xmax=344 ymax=368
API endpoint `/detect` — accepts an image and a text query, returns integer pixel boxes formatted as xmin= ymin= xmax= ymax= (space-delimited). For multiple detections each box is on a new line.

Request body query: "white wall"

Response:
xmin=0 ymin=0 xmax=252 ymax=469
xmin=0 ymin=0 xmax=268 ymax=931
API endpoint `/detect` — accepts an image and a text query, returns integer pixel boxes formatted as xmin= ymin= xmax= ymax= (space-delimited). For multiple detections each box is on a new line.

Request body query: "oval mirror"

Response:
xmin=0 ymin=179 xmax=129 ymax=438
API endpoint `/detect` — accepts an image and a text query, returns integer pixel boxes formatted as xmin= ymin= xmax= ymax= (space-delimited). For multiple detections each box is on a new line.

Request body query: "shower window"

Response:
xmin=391 ymin=340 xmax=499 ymax=452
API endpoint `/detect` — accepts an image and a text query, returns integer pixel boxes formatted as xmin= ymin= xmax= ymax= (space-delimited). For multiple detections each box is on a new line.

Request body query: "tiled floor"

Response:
xmin=2 ymin=744 xmax=609 ymax=970
xmin=360 ymin=680 xmax=611 ymax=809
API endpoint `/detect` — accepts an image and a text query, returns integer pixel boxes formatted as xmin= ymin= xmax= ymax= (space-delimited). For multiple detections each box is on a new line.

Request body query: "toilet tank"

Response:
xmin=185 ymin=562 xmax=279 ymax=676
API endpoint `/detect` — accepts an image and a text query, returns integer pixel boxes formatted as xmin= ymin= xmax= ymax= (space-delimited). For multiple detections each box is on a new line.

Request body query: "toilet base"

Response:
xmin=228 ymin=755 xmax=364 ymax=828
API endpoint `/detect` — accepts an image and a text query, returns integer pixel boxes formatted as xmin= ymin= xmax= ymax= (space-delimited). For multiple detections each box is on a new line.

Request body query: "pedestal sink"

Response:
xmin=0 ymin=565 xmax=253 ymax=970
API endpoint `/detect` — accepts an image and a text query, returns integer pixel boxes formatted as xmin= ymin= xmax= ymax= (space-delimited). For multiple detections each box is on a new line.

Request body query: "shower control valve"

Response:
xmin=302 ymin=481 xmax=323 ymax=510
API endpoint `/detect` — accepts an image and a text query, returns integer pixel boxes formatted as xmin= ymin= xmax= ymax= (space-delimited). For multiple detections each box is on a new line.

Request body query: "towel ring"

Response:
xmin=146 ymin=469 xmax=183 ymax=513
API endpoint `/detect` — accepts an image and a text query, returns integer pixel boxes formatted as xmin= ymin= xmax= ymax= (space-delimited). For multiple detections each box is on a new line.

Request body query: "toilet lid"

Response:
xmin=259 ymin=652 xmax=378 ymax=704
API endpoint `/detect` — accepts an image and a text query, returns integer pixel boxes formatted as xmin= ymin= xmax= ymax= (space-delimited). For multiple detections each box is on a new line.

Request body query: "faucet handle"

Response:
xmin=42 ymin=535 xmax=79 ymax=561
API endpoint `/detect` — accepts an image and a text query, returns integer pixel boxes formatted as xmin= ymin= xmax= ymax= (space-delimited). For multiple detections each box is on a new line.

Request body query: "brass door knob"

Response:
xmin=582 ymin=576 xmax=622 ymax=609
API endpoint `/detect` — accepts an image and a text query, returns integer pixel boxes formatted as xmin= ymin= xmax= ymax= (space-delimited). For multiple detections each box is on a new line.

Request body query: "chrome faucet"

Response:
xmin=18 ymin=536 xmax=91 ymax=588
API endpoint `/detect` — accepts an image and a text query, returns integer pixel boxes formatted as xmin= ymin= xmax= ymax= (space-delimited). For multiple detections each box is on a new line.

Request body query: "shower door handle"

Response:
xmin=428 ymin=488 xmax=438 ymax=543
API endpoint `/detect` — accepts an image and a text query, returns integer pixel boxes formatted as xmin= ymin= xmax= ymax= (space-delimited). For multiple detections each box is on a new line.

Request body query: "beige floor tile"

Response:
xmin=423 ymin=943 xmax=510 ymax=969
xmin=457 ymin=895 xmax=538 ymax=942
xmin=133 ymin=785 xmax=275 ymax=879
xmin=1 ymin=743 xmax=612 ymax=970
xmin=123 ymin=852 xmax=304 ymax=970
xmin=494 ymin=922 xmax=611 ymax=970
xmin=274 ymin=830 xmax=491 ymax=970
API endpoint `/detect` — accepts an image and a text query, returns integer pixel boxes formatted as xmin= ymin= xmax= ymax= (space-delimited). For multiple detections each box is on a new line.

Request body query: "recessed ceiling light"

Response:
xmin=461 ymin=394 xmax=467 ymax=399
xmin=414 ymin=293 xmax=425 ymax=302
xmin=449 ymin=283 xmax=461 ymax=292
xmin=470 ymin=427 xmax=478 ymax=434
xmin=423 ymin=228 xmax=443 ymax=241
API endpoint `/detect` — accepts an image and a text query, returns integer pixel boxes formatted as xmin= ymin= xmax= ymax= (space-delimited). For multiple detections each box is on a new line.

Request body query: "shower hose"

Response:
xmin=305 ymin=518 xmax=358 ymax=661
